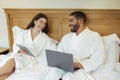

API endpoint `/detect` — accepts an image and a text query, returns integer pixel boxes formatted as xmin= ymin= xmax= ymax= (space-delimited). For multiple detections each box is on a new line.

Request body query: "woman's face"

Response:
xmin=34 ymin=18 xmax=47 ymax=31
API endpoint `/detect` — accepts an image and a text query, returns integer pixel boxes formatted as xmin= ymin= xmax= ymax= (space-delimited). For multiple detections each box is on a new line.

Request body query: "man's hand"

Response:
xmin=73 ymin=62 xmax=83 ymax=70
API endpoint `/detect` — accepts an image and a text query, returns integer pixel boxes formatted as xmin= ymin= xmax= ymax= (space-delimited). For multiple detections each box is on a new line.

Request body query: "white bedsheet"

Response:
xmin=92 ymin=63 xmax=120 ymax=80
xmin=0 ymin=53 xmax=120 ymax=80
xmin=6 ymin=62 xmax=120 ymax=80
xmin=6 ymin=64 xmax=63 ymax=80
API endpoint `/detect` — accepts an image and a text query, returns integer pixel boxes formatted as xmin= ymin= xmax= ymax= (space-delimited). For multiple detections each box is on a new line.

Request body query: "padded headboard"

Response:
xmin=4 ymin=9 xmax=120 ymax=52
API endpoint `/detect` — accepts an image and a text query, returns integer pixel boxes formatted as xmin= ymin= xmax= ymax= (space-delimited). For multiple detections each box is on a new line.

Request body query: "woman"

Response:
xmin=0 ymin=13 xmax=57 ymax=80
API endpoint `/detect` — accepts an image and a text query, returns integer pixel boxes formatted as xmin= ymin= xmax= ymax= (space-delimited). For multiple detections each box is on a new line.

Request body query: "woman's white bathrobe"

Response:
xmin=3 ymin=26 xmax=58 ymax=80
xmin=56 ymin=28 xmax=120 ymax=80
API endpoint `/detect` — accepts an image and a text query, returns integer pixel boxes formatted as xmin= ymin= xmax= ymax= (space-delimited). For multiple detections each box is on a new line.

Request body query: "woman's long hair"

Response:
xmin=26 ymin=13 xmax=49 ymax=34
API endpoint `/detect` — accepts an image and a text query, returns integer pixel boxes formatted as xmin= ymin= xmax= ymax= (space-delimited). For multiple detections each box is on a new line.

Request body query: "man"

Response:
xmin=57 ymin=11 xmax=106 ymax=80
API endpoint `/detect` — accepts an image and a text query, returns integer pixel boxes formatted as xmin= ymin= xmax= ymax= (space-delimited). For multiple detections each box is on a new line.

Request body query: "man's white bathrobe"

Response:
xmin=56 ymin=27 xmax=106 ymax=80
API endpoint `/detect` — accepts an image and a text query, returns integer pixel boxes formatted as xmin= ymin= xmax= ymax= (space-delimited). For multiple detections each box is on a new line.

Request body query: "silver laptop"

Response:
xmin=46 ymin=49 xmax=74 ymax=72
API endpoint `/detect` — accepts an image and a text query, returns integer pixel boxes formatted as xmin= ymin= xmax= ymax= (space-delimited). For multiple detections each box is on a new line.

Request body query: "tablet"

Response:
xmin=16 ymin=44 xmax=35 ymax=57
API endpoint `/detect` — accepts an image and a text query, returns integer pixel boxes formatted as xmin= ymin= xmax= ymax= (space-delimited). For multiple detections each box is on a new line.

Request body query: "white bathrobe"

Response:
xmin=4 ymin=26 xmax=58 ymax=80
xmin=12 ymin=26 xmax=57 ymax=66
xmin=56 ymin=27 xmax=120 ymax=80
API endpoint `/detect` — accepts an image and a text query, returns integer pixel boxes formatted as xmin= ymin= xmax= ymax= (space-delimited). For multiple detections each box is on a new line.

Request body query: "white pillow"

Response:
xmin=12 ymin=26 xmax=24 ymax=53
xmin=12 ymin=26 xmax=24 ymax=40
xmin=102 ymin=33 xmax=120 ymax=64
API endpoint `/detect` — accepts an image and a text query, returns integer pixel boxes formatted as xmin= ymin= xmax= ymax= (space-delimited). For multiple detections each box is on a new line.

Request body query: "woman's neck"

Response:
xmin=31 ymin=27 xmax=41 ymax=40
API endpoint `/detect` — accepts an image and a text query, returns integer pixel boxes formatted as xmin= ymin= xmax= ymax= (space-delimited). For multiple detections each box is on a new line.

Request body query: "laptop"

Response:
xmin=46 ymin=49 xmax=74 ymax=72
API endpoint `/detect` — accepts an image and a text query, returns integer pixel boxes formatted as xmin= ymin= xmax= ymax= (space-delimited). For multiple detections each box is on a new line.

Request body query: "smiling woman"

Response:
xmin=26 ymin=13 xmax=48 ymax=41
xmin=0 ymin=11 xmax=58 ymax=80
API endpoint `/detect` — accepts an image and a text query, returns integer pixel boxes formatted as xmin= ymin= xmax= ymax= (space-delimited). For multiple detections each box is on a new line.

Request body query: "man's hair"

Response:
xmin=69 ymin=11 xmax=86 ymax=24
xmin=26 ymin=13 xmax=49 ymax=34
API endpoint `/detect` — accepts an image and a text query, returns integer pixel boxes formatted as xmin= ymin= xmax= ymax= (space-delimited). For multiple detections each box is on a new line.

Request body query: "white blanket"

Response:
xmin=0 ymin=26 xmax=120 ymax=80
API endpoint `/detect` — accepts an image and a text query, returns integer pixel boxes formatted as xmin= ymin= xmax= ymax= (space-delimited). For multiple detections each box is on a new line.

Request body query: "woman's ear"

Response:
xmin=34 ymin=20 xmax=36 ymax=24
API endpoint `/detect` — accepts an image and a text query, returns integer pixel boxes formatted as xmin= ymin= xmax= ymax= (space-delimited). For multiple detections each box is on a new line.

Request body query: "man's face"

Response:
xmin=69 ymin=16 xmax=80 ymax=32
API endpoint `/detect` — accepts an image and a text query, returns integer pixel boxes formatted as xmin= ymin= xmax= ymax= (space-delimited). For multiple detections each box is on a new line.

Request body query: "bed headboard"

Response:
xmin=4 ymin=9 xmax=120 ymax=52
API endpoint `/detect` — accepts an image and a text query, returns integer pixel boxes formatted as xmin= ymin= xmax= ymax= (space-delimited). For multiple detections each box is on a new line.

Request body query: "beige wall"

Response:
xmin=0 ymin=0 xmax=120 ymax=9
xmin=0 ymin=0 xmax=120 ymax=48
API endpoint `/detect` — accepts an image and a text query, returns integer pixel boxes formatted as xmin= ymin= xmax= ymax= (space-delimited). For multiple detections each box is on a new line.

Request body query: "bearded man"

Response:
xmin=57 ymin=11 xmax=106 ymax=80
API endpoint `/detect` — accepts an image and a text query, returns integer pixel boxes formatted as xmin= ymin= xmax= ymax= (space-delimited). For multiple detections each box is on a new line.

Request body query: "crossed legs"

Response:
xmin=0 ymin=58 xmax=15 ymax=80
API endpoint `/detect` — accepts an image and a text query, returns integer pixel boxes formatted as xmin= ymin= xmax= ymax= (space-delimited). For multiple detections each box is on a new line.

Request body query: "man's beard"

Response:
xmin=69 ymin=23 xmax=80 ymax=32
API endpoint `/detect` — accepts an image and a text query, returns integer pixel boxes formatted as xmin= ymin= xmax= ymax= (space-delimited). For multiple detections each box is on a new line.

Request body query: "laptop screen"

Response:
xmin=46 ymin=49 xmax=74 ymax=72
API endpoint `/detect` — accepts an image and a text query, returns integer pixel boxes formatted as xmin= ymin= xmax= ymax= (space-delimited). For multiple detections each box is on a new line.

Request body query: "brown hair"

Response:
xmin=26 ymin=13 xmax=49 ymax=34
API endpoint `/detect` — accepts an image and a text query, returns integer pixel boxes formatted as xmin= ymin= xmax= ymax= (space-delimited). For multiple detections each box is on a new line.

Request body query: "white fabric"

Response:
xmin=3 ymin=26 xmax=58 ymax=80
xmin=12 ymin=26 xmax=24 ymax=40
xmin=91 ymin=63 xmax=120 ymax=80
xmin=0 ymin=53 xmax=14 ymax=67
xmin=58 ymin=27 xmax=106 ymax=72
xmin=54 ymin=27 xmax=120 ymax=80
xmin=12 ymin=26 xmax=24 ymax=54
xmin=6 ymin=64 xmax=63 ymax=80
xmin=102 ymin=33 xmax=120 ymax=63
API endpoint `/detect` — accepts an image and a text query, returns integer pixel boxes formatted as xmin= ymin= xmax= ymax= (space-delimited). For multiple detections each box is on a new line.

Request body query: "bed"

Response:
xmin=4 ymin=9 xmax=120 ymax=80
xmin=4 ymin=9 xmax=120 ymax=51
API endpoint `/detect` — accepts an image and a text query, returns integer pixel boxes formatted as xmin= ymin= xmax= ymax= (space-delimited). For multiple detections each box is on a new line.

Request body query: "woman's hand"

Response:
xmin=18 ymin=49 xmax=27 ymax=54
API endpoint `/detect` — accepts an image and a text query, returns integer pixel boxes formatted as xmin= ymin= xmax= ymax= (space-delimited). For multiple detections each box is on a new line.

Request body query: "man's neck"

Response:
xmin=76 ymin=26 xmax=85 ymax=36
